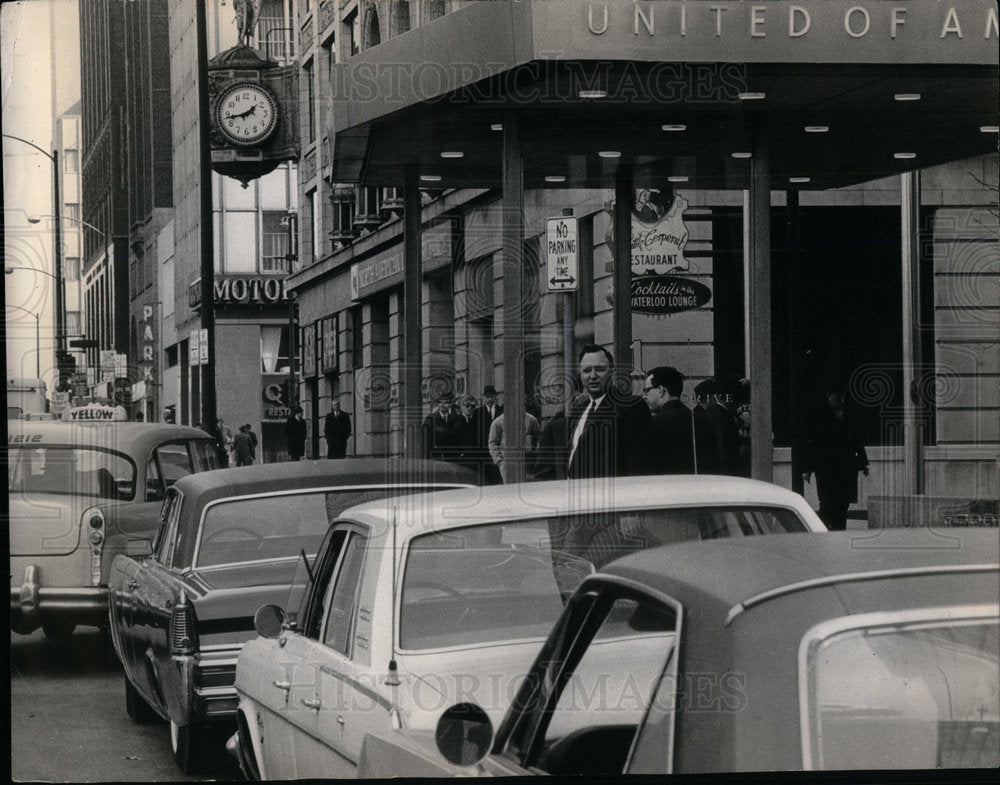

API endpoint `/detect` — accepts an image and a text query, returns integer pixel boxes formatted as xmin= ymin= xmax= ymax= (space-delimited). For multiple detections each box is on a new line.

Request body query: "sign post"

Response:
xmin=547 ymin=212 xmax=579 ymax=418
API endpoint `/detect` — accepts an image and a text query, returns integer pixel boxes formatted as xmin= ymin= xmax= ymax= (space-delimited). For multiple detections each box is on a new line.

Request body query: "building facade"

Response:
xmin=166 ymin=0 xmax=299 ymax=460
xmin=289 ymin=0 xmax=998 ymax=511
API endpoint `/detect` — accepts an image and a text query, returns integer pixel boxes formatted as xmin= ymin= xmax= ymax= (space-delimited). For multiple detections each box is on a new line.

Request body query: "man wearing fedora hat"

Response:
xmin=473 ymin=385 xmax=504 ymax=484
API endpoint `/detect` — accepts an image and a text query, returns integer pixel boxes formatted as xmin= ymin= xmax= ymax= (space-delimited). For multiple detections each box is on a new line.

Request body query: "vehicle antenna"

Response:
xmin=387 ymin=504 xmax=400 ymax=692
xmin=299 ymin=548 xmax=315 ymax=584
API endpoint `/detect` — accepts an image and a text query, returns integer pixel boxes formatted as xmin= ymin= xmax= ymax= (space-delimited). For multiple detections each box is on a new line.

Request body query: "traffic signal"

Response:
xmin=56 ymin=351 xmax=76 ymax=391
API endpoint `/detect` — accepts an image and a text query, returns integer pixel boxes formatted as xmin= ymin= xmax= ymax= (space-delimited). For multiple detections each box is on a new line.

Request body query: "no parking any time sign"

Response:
xmin=546 ymin=215 xmax=578 ymax=292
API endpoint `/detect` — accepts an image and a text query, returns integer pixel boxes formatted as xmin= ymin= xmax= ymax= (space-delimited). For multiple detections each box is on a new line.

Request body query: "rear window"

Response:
xmin=805 ymin=610 xmax=999 ymax=769
xmin=8 ymin=446 xmax=136 ymax=500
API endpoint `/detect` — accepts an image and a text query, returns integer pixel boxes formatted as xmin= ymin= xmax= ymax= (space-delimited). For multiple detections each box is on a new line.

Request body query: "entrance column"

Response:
xmin=901 ymin=171 xmax=924 ymax=495
xmin=403 ymin=168 xmax=423 ymax=458
xmin=501 ymin=110 xmax=526 ymax=482
xmin=748 ymin=126 xmax=773 ymax=482
xmin=613 ymin=166 xmax=633 ymax=375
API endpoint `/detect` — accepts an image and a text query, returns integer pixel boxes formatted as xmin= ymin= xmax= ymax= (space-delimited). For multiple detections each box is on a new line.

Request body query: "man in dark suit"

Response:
xmin=421 ymin=391 xmax=458 ymax=462
xmin=802 ymin=379 xmax=869 ymax=531
xmin=566 ymin=345 xmax=653 ymax=480
xmin=324 ymin=399 xmax=352 ymax=458
xmin=644 ymin=366 xmax=715 ymax=474
xmin=285 ymin=406 xmax=307 ymax=461
xmin=693 ymin=378 xmax=740 ymax=475
xmin=472 ymin=385 xmax=504 ymax=484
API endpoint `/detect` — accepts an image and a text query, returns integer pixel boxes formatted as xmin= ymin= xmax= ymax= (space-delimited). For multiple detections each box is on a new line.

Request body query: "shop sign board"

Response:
xmin=630 ymin=273 xmax=712 ymax=315
xmin=115 ymin=354 xmax=128 ymax=378
xmin=351 ymin=249 xmax=403 ymax=301
xmin=261 ymin=379 xmax=291 ymax=421
xmin=100 ymin=350 xmax=116 ymax=373
xmin=213 ymin=276 xmax=289 ymax=305
xmin=63 ymin=403 xmax=128 ymax=422
xmin=321 ymin=317 xmax=338 ymax=375
xmin=302 ymin=322 xmax=317 ymax=378
xmin=546 ymin=216 xmax=579 ymax=292
xmin=140 ymin=304 xmax=156 ymax=384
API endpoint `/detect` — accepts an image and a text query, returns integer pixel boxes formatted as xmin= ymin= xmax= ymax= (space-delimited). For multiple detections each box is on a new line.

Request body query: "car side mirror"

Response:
xmin=434 ymin=703 xmax=494 ymax=767
xmin=254 ymin=604 xmax=287 ymax=639
xmin=125 ymin=539 xmax=153 ymax=558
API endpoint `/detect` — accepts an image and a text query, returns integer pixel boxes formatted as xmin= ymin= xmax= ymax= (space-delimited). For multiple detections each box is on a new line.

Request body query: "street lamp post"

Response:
xmin=6 ymin=303 xmax=40 ymax=377
xmin=3 ymin=133 xmax=64 ymax=378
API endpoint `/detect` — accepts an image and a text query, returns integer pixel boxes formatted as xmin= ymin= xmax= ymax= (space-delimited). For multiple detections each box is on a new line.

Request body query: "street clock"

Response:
xmin=215 ymin=82 xmax=278 ymax=147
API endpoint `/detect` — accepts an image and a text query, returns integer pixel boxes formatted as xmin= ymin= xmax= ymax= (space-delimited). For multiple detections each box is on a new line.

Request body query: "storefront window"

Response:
xmin=261 ymin=325 xmax=291 ymax=375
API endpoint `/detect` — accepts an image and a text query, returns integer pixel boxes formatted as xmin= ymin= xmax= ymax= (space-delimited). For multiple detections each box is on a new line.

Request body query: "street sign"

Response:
xmin=546 ymin=216 xmax=579 ymax=292
xmin=69 ymin=338 xmax=99 ymax=349
xmin=52 ymin=391 xmax=70 ymax=416
xmin=115 ymin=353 xmax=128 ymax=378
xmin=199 ymin=328 xmax=208 ymax=365
xmin=189 ymin=329 xmax=200 ymax=366
xmin=100 ymin=350 xmax=116 ymax=372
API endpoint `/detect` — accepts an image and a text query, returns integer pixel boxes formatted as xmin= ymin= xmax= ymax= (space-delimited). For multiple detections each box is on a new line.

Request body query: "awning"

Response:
xmin=328 ymin=0 xmax=998 ymax=190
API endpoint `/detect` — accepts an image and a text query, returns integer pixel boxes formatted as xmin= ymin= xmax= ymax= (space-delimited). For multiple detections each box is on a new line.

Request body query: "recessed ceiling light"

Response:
xmin=661 ymin=124 xmax=687 ymax=132
xmin=420 ymin=174 xmax=442 ymax=182
xmin=490 ymin=123 xmax=503 ymax=132
xmin=598 ymin=150 xmax=621 ymax=159
xmin=667 ymin=176 xmax=689 ymax=183
xmin=544 ymin=175 xmax=566 ymax=183
xmin=731 ymin=152 xmax=752 ymax=159
xmin=789 ymin=177 xmax=811 ymax=183
xmin=579 ymin=90 xmax=607 ymax=99
xmin=894 ymin=152 xmax=917 ymax=159
xmin=894 ymin=93 xmax=921 ymax=101
xmin=981 ymin=126 xmax=1000 ymax=133
xmin=440 ymin=151 xmax=464 ymax=159
xmin=804 ymin=125 xmax=829 ymax=133
xmin=738 ymin=92 xmax=766 ymax=100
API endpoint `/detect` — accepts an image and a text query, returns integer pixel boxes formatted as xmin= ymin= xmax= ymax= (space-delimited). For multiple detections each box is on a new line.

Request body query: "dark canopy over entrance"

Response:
xmin=320 ymin=0 xmax=998 ymax=475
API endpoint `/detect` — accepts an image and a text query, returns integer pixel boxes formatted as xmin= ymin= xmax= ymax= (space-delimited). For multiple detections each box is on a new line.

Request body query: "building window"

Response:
xmin=64 ymin=257 xmax=80 ymax=282
xmin=166 ymin=344 xmax=179 ymax=368
xmin=391 ymin=0 xmax=410 ymax=36
xmin=63 ymin=149 xmax=79 ymax=173
xmin=261 ymin=211 xmax=290 ymax=273
xmin=345 ymin=9 xmax=360 ymax=56
xmin=362 ymin=4 xmax=381 ymax=49
xmin=65 ymin=203 xmax=81 ymax=222
xmin=261 ymin=325 xmax=291 ymax=375
xmin=304 ymin=60 xmax=315 ymax=143
xmin=257 ymin=0 xmax=294 ymax=61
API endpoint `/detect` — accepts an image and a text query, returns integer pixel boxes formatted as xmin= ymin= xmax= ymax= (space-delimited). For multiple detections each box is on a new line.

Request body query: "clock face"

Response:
xmin=216 ymin=83 xmax=278 ymax=147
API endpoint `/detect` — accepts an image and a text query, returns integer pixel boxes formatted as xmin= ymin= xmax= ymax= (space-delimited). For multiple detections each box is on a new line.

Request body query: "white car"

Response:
xmin=230 ymin=476 xmax=825 ymax=779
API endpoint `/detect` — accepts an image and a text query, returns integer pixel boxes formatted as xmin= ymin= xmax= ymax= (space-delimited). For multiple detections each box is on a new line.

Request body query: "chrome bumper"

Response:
xmin=10 ymin=565 xmax=108 ymax=633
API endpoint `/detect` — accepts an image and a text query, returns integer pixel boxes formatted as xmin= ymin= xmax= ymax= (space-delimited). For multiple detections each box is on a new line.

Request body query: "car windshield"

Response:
xmin=400 ymin=520 xmax=596 ymax=650
xmin=7 ymin=446 xmax=136 ymax=500
xmin=808 ymin=614 xmax=999 ymax=769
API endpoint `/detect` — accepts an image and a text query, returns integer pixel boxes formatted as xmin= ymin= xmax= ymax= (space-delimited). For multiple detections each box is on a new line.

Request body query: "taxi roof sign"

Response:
xmin=62 ymin=404 xmax=129 ymax=422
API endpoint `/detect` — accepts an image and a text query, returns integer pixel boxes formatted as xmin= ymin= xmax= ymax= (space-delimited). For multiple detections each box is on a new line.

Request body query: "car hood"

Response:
xmin=398 ymin=638 xmax=547 ymax=729
xmin=8 ymin=495 xmax=85 ymax=556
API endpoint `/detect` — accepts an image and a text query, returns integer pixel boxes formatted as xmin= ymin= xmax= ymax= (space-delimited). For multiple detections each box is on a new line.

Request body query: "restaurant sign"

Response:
xmin=631 ymin=273 xmax=712 ymax=315
xmin=351 ymin=250 xmax=403 ymax=300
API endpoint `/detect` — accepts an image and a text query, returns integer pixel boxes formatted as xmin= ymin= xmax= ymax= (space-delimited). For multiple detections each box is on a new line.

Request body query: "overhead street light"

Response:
xmin=3 ymin=134 xmax=65 ymax=367
xmin=6 ymin=303 xmax=41 ymax=377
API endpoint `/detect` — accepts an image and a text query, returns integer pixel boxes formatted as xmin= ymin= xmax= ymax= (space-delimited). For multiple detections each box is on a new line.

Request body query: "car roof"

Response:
xmin=342 ymin=475 xmax=816 ymax=528
xmin=6 ymin=420 xmax=214 ymax=451
xmin=171 ymin=458 xmax=479 ymax=505
xmin=603 ymin=529 xmax=1000 ymax=618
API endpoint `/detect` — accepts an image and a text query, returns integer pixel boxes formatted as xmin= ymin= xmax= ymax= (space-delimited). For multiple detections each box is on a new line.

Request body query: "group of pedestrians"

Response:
xmin=205 ymin=418 xmax=258 ymax=467
xmin=421 ymin=385 xmax=506 ymax=484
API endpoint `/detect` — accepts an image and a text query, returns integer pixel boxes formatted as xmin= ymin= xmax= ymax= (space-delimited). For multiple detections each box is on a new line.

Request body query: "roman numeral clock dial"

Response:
xmin=216 ymin=83 xmax=278 ymax=146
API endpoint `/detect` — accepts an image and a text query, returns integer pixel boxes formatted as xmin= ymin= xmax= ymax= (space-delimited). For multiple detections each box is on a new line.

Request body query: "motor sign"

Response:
xmin=546 ymin=216 xmax=578 ymax=292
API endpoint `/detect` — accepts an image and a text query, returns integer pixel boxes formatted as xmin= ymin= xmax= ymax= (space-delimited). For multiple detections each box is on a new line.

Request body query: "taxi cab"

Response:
xmin=8 ymin=417 xmax=222 ymax=636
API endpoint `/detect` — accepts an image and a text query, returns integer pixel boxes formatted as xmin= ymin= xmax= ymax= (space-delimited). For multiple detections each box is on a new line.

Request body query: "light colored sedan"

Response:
xmin=231 ymin=476 xmax=825 ymax=779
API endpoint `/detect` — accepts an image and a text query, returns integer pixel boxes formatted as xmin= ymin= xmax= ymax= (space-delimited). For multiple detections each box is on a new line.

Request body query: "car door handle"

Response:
xmin=272 ymin=680 xmax=291 ymax=691
xmin=301 ymin=697 xmax=321 ymax=710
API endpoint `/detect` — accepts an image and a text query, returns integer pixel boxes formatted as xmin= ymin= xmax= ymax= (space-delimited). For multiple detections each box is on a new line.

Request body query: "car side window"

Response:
xmin=301 ymin=528 xmax=349 ymax=640
xmin=322 ymin=533 xmax=368 ymax=656
xmin=146 ymin=457 xmax=165 ymax=502
xmin=503 ymin=587 xmax=678 ymax=776
xmin=153 ymin=442 xmax=195 ymax=494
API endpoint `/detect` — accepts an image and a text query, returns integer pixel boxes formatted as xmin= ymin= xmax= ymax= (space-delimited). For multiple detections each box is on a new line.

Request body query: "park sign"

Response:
xmin=546 ymin=215 xmax=579 ymax=292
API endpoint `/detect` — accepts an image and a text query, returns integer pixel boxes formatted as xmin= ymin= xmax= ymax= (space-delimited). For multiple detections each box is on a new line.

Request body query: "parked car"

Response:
xmin=8 ymin=419 xmax=222 ymax=637
xmin=229 ymin=476 xmax=826 ymax=779
xmin=107 ymin=458 xmax=478 ymax=774
xmin=358 ymin=528 xmax=1000 ymax=776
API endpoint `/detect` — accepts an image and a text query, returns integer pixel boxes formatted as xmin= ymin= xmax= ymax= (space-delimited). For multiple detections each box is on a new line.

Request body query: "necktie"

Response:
xmin=568 ymin=399 xmax=594 ymax=468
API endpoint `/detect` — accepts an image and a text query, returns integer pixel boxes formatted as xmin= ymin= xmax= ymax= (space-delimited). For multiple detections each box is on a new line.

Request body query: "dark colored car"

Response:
xmin=358 ymin=528 xmax=1000 ymax=776
xmin=107 ymin=458 xmax=477 ymax=774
